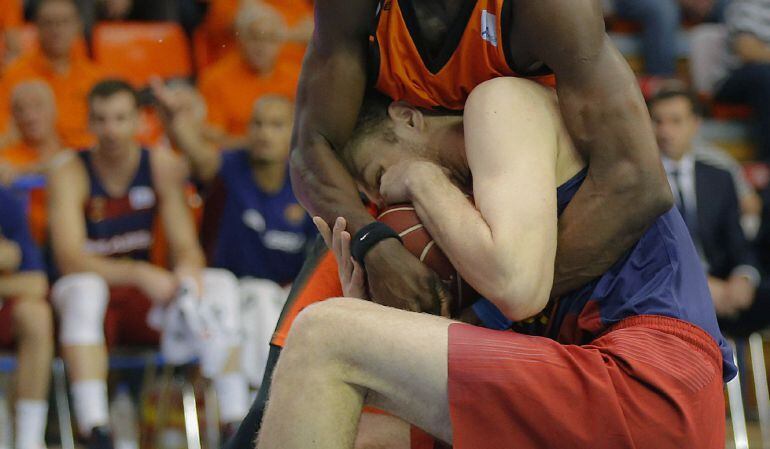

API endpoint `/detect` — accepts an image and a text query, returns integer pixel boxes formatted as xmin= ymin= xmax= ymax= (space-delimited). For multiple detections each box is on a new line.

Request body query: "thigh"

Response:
xmin=290 ymin=298 xmax=454 ymax=443
xmin=106 ymin=287 xmax=159 ymax=347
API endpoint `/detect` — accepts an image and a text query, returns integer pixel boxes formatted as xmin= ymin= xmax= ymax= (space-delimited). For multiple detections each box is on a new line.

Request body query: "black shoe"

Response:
xmin=87 ymin=426 xmax=114 ymax=449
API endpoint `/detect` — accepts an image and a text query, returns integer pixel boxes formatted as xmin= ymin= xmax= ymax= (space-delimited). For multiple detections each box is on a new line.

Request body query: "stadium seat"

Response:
xmin=92 ymin=22 xmax=192 ymax=87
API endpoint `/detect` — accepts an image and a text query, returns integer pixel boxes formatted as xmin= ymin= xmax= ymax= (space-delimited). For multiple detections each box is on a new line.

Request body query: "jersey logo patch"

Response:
xmin=243 ymin=209 xmax=267 ymax=232
xmin=129 ymin=186 xmax=156 ymax=210
xmin=481 ymin=10 xmax=498 ymax=47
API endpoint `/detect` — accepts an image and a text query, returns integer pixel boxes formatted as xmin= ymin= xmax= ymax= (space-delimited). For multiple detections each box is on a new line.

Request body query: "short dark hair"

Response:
xmin=88 ymin=79 xmax=139 ymax=109
xmin=35 ymin=0 xmax=80 ymax=19
xmin=647 ymin=85 xmax=704 ymax=117
xmin=341 ymin=89 xmax=396 ymax=169
xmin=352 ymin=89 xmax=395 ymax=141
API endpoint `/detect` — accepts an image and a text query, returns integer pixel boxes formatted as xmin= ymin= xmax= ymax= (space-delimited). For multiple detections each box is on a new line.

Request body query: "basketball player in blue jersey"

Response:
xmin=151 ymin=84 xmax=316 ymax=284
xmin=258 ymin=78 xmax=733 ymax=449
xmin=152 ymin=83 xmax=317 ymax=389
xmin=47 ymin=80 xmax=251 ymax=448
xmin=0 ymin=186 xmax=53 ymax=449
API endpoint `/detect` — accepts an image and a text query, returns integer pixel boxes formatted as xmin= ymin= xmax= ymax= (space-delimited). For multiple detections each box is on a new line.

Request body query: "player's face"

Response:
xmin=248 ymin=100 xmax=294 ymax=164
xmin=240 ymin=19 xmax=283 ymax=73
xmin=352 ymin=132 xmax=427 ymax=206
xmin=650 ymin=97 xmax=700 ymax=161
xmin=12 ymin=88 xmax=56 ymax=143
xmin=89 ymin=92 xmax=139 ymax=156
xmin=36 ymin=0 xmax=81 ymax=60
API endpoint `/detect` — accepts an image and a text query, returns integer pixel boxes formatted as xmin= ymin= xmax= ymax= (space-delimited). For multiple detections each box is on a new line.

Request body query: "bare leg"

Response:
xmin=13 ymin=299 xmax=53 ymax=400
xmin=354 ymin=413 xmax=411 ymax=449
xmin=62 ymin=345 xmax=108 ymax=384
xmin=257 ymin=298 xmax=454 ymax=449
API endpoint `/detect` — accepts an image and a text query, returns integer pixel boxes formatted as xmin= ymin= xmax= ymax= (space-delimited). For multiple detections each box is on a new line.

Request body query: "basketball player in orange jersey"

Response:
xmin=224 ymin=1 xmax=673 ymax=447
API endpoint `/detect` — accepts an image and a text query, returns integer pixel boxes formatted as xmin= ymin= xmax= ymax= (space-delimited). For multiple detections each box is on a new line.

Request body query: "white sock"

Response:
xmin=15 ymin=400 xmax=48 ymax=449
xmin=71 ymin=380 xmax=109 ymax=436
xmin=214 ymin=372 xmax=249 ymax=424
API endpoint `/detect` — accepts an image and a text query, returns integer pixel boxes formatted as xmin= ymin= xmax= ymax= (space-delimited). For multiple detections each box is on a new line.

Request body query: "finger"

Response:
xmin=332 ymin=217 xmax=345 ymax=262
xmin=350 ymin=258 xmax=366 ymax=297
xmin=341 ymin=231 xmax=353 ymax=268
xmin=313 ymin=217 xmax=333 ymax=248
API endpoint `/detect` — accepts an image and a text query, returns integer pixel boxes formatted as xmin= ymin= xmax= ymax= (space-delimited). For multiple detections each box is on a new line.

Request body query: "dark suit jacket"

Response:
xmin=695 ymin=161 xmax=758 ymax=279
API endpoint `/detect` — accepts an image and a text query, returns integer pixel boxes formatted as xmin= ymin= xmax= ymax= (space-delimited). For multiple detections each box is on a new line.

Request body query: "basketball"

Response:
xmin=377 ymin=203 xmax=478 ymax=312
xmin=377 ymin=204 xmax=455 ymax=282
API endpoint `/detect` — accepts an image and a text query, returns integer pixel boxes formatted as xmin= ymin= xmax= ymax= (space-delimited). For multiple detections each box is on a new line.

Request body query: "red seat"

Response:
xmin=92 ymin=22 xmax=192 ymax=86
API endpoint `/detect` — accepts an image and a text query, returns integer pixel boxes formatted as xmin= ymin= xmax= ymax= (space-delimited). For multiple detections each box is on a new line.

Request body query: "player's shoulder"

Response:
xmin=466 ymin=77 xmax=557 ymax=113
xmin=48 ymin=150 xmax=89 ymax=199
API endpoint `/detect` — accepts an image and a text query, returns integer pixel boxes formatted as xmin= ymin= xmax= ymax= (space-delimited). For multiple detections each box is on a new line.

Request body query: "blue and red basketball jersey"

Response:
xmin=79 ymin=149 xmax=157 ymax=261
xmin=542 ymin=169 xmax=737 ymax=380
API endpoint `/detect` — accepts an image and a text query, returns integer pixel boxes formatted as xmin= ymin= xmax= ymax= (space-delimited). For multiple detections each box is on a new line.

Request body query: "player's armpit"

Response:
xmin=515 ymin=0 xmax=673 ymax=295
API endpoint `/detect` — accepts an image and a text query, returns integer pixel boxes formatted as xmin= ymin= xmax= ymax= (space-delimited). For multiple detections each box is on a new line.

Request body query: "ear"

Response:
xmin=387 ymin=101 xmax=425 ymax=131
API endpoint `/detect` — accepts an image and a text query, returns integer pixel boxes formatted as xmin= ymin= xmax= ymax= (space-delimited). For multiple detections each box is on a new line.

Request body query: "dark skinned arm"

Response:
xmin=515 ymin=0 xmax=674 ymax=296
xmin=289 ymin=0 xmax=448 ymax=314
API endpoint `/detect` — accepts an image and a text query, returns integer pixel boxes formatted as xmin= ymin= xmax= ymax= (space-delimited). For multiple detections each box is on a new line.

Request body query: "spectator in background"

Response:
xmin=0 ymin=0 xmax=104 ymax=149
xmin=613 ymin=0 xmax=730 ymax=79
xmin=0 ymin=80 xmax=66 ymax=243
xmin=0 ymin=186 xmax=53 ymax=449
xmin=197 ymin=2 xmax=300 ymax=147
xmin=153 ymin=81 xmax=316 ymax=387
xmin=196 ymin=0 xmax=313 ymax=69
xmin=650 ymin=87 xmax=760 ymax=320
xmin=0 ymin=0 xmax=23 ymax=71
xmin=715 ymin=0 xmax=770 ymax=162
xmin=48 ymin=79 xmax=248 ymax=447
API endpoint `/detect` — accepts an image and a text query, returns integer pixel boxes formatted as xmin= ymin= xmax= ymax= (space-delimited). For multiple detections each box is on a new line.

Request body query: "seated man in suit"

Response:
xmin=649 ymin=86 xmax=761 ymax=324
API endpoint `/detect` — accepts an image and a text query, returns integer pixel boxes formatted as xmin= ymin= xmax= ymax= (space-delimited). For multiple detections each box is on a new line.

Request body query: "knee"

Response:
xmin=13 ymin=300 xmax=53 ymax=341
xmin=51 ymin=273 xmax=109 ymax=346
xmin=284 ymin=298 xmax=360 ymax=358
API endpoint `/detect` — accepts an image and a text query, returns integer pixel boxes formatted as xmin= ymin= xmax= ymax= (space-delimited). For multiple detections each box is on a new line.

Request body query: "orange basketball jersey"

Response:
xmin=372 ymin=0 xmax=555 ymax=110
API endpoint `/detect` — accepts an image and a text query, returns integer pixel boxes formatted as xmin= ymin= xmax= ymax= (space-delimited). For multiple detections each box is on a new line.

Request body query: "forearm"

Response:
xmin=408 ymin=169 xmax=542 ymax=319
xmin=168 ymin=122 xmax=220 ymax=183
xmin=553 ymin=43 xmax=672 ymax=296
xmin=735 ymin=34 xmax=770 ymax=64
xmin=0 ymin=272 xmax=47 ymax=300
xmin=171 ymin=245 xmax=205 ymax=272
xmin=58 ymin=253 xmax=148 ymax=288
xmin=289 ymin=139 xmax=374 ymax=232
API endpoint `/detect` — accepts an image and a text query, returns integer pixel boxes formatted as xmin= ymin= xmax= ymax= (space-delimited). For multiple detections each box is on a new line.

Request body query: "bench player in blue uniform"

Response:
xmin=0 ymin=186 xmax=53 ymax=449
xmin=47 ymin=80 xmax=250 ymax=447
xmin=152 ymin=84 xmax=316 ymax=388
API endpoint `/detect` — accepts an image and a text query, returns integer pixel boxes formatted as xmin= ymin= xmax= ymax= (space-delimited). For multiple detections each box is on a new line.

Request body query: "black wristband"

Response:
xmin=350 ymin=222 xmax=402 ymax=267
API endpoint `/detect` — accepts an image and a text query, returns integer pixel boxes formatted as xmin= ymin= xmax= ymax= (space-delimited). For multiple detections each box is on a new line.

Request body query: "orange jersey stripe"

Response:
xmin=373 ymin=0 xmax=555 ymax=110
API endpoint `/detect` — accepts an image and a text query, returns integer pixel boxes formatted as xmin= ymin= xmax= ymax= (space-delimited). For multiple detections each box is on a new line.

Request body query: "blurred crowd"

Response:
xmin=1 ymin=0 xmax=770 ymax=447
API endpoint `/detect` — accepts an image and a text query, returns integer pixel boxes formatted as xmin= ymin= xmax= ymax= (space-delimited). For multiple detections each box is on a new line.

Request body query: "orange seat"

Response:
xmin=92 ymin=22 xmax=192 ymax=87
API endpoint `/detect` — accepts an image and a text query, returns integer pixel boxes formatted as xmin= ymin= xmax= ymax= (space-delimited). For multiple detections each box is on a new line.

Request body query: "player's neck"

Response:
xmin=251 ymin=161 xmax=287 ymax=194
xmin=432 ymin=118 xmax=470 ymax=187
xmin=91 ymin=144 xmax=142 ymax=196
xmin=26 ymin=134 xmax=60 ymax=160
